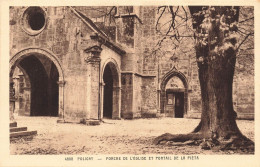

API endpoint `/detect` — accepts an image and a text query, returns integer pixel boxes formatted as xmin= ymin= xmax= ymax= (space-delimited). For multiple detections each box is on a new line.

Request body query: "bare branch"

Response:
xmin=156 ymin=6 xmax=167 ymax=32
xmin=239 ymin=17 xmax=254 ymax=24
xmin=236 ymin=32 xmax=254 ymax=52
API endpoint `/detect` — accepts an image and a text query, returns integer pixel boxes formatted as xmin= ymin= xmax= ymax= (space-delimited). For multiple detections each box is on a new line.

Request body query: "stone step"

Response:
xmin=10 ymin=127 xmax=27 ymax=133
xmin=9 ymin=122 xmax=17 ymax=128
xmin=10 ymin=130 xmax=37 ymax=138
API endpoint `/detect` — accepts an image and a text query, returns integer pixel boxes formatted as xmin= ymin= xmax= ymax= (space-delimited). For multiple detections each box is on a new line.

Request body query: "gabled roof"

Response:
xmin=69 ymin=7 xmax=126 ymax=55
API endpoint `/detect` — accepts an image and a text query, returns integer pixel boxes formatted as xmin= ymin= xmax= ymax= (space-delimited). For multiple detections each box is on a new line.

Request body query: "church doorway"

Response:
xmin=103 ymin=65 xmax=113 ymax=118
xmin=102 ymin=61 xmax=120 ymax=119
xmin=160 ymin=69 xmax=188 ymax=118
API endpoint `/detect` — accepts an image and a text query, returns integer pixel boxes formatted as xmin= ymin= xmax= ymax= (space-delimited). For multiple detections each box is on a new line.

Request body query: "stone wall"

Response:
xmin=9 ymin=6 xmax=254 ymax=121
xmin=233 ymin=69 xmax=254 ymax=119
xmin=141 ymin=76 xmax=157 ymax=117
xmin=132 ymin=75 xmax=142 ymax=118
xmin=121 ymin=73 xmax=133 ymax=118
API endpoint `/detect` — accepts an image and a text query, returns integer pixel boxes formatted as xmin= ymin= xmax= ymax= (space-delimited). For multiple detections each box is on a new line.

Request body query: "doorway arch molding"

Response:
xmin=101 ymin=58 xmax=121 ymax=84
xmin=9 ymin=48 xmax=65 ymax=118
xmin=160 ymin=67 xmax=189 ymax=116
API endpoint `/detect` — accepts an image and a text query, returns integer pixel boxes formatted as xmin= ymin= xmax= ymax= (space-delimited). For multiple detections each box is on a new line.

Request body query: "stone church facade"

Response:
xmin=9 ymin=6 xmax=254 ymax=122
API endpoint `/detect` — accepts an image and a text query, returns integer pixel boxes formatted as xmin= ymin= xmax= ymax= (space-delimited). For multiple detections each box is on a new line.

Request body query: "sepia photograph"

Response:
xmin=1 ymin=1 xmax=259 ymax=167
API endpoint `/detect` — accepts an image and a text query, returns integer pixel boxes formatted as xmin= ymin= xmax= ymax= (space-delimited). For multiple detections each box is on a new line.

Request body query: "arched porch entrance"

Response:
xmin=10 ymin=48 xmax=65 ymax=117
xmin=101 ymin=61 xmax=121 ymax=119
xmin=160 ymin=69 xmax=188 ymax=118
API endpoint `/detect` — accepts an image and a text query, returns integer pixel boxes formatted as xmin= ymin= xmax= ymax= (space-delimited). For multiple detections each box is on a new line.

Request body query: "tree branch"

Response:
xmin=239 ymin=17 xmax=254 ymax=24
xmin=236 ymin=32 xmax=254 ymax=52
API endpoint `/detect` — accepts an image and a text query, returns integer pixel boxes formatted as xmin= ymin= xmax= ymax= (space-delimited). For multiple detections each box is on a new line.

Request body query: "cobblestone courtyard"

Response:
xmin=10 ymin=116 xmax=254 ymax=155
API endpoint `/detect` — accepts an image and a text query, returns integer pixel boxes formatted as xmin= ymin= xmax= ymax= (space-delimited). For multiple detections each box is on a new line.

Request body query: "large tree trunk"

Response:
xmin=191 ymin=6 xmax=241 ymax=138
xmin=154 ymin=6 xmax=254 ymax=152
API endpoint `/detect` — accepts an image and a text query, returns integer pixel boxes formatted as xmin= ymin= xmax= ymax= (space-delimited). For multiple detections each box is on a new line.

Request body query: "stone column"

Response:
xmin=184 ymin=91 xmax=189 ymax=118
xmin=100 ymin=81 xmax=105 ymax=120
xmin=9 ymin=81 xmax=15 ymax=122
xmin=112 ymin=86 xmax=121 ymax=119
xmin=57 ymin=80 xmax=66 ymax=120
xmin=118 ymin=86 xmax=121 ymax=119
xmin=157 ymin=89 xmax=161 ymax=113
xmin=85 ymin=63 xmax=92 ymax=120
xmin=84 ymin=45 xmax=102 ymax=120
xmin=13 ymin=76 xmax=20 ymax=116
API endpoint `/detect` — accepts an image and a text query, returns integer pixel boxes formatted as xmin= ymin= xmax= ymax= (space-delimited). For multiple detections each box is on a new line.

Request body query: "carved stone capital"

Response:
xmin=84 ymin=45 xmax=102 ymax=55
xmin=57 ymin=81 xmax=66 ymax=87
xmin=84 ymin=45 xmax=102 ymax=64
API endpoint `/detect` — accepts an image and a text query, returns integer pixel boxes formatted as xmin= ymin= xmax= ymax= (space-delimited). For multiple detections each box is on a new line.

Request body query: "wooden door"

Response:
xmin=174 ymin=92 xmax=184 ymax=118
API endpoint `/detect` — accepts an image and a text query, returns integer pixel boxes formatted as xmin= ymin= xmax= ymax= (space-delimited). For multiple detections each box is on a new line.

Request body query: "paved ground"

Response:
xmin=10 ymin=116 xmax=254 ymax=155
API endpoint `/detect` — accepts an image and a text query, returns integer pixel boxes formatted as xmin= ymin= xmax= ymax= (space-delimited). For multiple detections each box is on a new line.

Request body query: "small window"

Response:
xmin=28 ymin=11 xmax=45 ymax=30
xmin=21 ymin=7 xmax=46 ymax=35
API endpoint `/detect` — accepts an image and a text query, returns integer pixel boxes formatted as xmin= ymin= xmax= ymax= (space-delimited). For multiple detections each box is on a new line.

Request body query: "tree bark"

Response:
xmin=190 ymin=6 xmax=241 ymax=138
